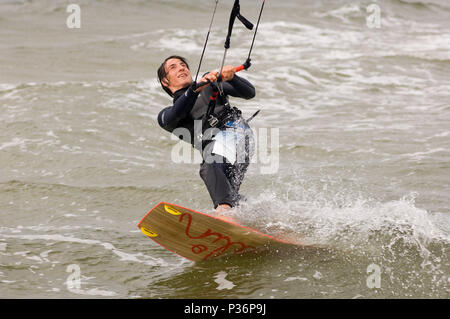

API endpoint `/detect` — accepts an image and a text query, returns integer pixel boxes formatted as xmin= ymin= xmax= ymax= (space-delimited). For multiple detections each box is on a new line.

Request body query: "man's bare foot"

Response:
xmin=215 ymin=204 xmax=231 ymax=213
xmin=214 ymin=204 xmax=239 ymax=223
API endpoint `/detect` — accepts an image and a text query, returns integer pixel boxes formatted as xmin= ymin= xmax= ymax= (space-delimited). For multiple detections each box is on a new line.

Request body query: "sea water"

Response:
xmin=0 ymin=0 xmax=449 ymax=298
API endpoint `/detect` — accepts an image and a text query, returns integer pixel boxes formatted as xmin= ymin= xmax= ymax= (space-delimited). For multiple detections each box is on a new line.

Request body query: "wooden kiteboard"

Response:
xmin=137 ymin=202 xmax=301 ymax=262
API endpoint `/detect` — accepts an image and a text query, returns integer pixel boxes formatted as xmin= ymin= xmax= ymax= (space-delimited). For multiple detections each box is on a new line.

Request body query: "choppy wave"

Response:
xmin=232 ymin=185 xmax=449 ymax=297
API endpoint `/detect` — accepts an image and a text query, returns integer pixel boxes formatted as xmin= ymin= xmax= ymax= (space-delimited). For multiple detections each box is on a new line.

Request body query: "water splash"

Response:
xmin=232 ymin=179 xmax=449 ymax=297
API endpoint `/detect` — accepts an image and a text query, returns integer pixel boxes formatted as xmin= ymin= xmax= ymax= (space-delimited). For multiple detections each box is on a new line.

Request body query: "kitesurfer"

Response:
xmin=157 ymin=55 xmax=255 ymax=213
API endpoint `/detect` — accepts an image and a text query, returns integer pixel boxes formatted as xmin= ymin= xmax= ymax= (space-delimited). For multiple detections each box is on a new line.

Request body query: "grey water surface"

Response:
xmin=0 ymin=0 xmax=449 ymax=298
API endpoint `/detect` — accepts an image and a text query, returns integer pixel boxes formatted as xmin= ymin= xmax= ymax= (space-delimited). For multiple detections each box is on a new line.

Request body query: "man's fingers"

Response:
xmin=194 ymin=72 xmax=217 ymax=92
xmin=204 ymin=72 xmax=218 ymax=83
xmin=219 ymin=65 xmax=235 ymax=82
xmin=197 ymin=68 xmax=234 ymax=87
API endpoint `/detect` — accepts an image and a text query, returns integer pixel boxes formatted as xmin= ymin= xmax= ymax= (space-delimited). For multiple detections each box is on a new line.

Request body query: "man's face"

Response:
xmin=162 ymin=58 xmax=192 ymax=93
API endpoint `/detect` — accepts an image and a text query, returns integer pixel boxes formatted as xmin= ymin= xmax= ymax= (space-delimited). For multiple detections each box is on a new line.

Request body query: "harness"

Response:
xmin=202 ymin=82 xmax=255 ymax=133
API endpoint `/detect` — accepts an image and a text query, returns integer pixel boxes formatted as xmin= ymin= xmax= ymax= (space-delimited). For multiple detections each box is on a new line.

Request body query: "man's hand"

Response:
xmin=194 ymin=71 xmax=218 ymax=92
xmin=193 ymin=65 xmax=235 ymax=92
xmin=219 ymin=65 xmax=235 ymax=82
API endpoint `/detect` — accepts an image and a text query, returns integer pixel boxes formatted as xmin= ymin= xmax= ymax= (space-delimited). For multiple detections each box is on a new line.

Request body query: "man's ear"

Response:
xmin=161 ymin=78 xmax=169 ymax=88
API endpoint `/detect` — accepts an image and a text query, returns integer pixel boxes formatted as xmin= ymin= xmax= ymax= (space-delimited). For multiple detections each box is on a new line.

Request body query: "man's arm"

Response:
xmin=222 ymin=74 xmax=255 ymax=100
xmin=157 ymin=85 xmax=199 ymax=132
xmin=158 ymin=71 xmax=221 ymax=132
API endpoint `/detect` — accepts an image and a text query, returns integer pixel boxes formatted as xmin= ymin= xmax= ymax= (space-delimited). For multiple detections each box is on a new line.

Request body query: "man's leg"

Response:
xmin=200 ymin=128 xmax=252 ymax=210
xmin=225 ymin=127 xmax=252 ymax=203
xmin=199 ymin=159 xmax=240 ymax=209
xmin=225 ymin=161 xmax=249 ymax=200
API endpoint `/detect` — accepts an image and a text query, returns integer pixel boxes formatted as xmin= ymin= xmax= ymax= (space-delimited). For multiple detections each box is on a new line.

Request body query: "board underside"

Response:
xmin=137 ymin=202 xmax=296 ymax=262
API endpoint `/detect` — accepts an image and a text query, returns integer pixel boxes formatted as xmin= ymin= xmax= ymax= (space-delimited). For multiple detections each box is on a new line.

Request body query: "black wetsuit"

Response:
xmin=158 ymin=75 xmax=255 ymax=208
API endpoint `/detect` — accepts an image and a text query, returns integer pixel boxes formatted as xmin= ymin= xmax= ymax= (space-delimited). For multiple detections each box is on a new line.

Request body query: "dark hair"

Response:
xmin=157 ymin=55 xmax=190 ymax=97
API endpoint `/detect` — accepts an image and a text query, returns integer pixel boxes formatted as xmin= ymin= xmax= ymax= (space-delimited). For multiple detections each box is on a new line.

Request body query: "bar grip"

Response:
xmin=195 ymin=60 xmax=251 ymax=89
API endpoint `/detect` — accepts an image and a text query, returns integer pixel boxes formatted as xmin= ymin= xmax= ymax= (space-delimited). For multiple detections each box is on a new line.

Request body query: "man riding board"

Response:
xmin=157 ymin=55 xmax=255 ymax=214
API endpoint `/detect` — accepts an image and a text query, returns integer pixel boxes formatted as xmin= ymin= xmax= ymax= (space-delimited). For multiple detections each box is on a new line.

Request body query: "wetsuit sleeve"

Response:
xmin=221 ymin=74 xmax=255 ymax=100
xmin=157 ymin=86 xmax=199 ymax=132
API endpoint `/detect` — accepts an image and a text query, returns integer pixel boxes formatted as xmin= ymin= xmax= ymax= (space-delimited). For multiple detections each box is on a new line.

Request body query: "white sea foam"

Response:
xmin=0 ymin=137 xmax=26 ymax=151
xmin=0 ymin=233 xmax=169 ymax=267
xmin=313 ymin=3 xmax=361 ymax=24
xmin=238 ymin=187 xmax=450 ymax=253
xmin=284 ymin=276 xmax=308 ymax=282
xmin=401 ymin=148 xmax=447 ymax=161
xmin=67 ymin=287 xmax=118 ymax=297
xmin=0 ymin=83 xmax=17 ymax=92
